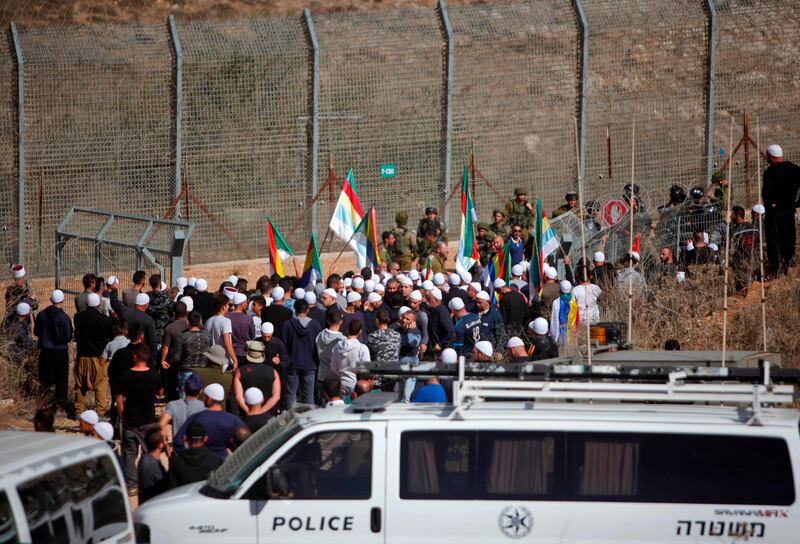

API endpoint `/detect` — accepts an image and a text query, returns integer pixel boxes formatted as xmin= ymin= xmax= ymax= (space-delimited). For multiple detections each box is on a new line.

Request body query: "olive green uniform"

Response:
xmin=416 ymin=218 xmax=447 ymax=242
xmin=430 ymin=253 xmax=447 ymax=274
xmin=391 ymin=212 xmax=417 ymax=270
xmin=504 ymin=199 xmax=533 ymax=240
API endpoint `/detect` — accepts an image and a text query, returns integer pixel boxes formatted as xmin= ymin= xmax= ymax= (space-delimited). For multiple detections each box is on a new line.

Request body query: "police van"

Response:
xmin=135 ymin=353 xmax=800 ymax=543
xmin=0 ymin=431 xmax=134 ymax=543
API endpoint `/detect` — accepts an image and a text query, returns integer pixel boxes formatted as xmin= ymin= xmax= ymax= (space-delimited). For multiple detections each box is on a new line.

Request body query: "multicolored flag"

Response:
xmin=529 ymin=198 xmax=560 ymax=297
xmin=329 ymin=169 xmax=366 ymax=267
xmin=491 ymin=239 xmax=512 ymax=284
xmin=456 ymin=166 xmax=479 ymax=275
xmin=353 ymin=207 xmax=382 ymax=269
xmin=266 ymin=216 xmax=293 ymax=278
xmin=552 ymin=291 xmax=580 ymax=345
xmin=300 ymin=232 xmax=323 ymax=289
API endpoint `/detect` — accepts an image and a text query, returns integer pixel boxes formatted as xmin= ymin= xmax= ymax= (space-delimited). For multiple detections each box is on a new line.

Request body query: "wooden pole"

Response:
xmin=756 ymin=118 xmax=767 ymax=351
xmin=743 ymin=112 xmax=751 ymax=205
xmin=721 ymin=117 xmax=734 ymax=368
xmin=606 ymin=125 xmax=612 ymax=180
xmin=627 ymin=120 xmax=635 ymax=345
xmin=576 ymin=118 xmax=591 ymax=365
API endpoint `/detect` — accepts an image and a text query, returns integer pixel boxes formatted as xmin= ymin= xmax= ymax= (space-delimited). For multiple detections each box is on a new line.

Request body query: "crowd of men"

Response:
xmin=5 ymin=142 xmax=797 ymax=502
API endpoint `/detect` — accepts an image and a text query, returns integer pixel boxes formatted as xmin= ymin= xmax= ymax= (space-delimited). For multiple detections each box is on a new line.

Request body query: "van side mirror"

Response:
xmin=266 ymin=467 xmax=290 ymax=498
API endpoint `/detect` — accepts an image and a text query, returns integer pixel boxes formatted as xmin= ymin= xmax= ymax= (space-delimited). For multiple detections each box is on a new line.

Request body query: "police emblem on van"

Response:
xmin=499 ymin=506 xmax=533 ymax=538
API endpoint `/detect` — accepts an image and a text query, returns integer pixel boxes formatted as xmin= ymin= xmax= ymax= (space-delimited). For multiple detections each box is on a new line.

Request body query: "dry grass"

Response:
xmin=0 ymin=339 xmax=45 ymax=423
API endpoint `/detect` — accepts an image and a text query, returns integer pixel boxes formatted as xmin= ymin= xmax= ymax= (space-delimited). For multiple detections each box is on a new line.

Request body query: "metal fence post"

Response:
xmin=437 ymin=0 xmax=454 ymax=227
xmin=572 ymin=0 xmax=589 ymax=183
xmin=10 ymin=22 xmax=25 ymax=265
xmin=703 ymin=0 xmax=717 ymax=187
xmin=304 ymin=9 xmax=320 ymax=236
xmin=168 ymin=14 xmax=183 ymax=201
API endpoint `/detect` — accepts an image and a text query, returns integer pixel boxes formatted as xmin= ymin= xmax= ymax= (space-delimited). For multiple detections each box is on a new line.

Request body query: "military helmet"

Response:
xmin=622 ymin=182 xmax=641 ymax=196
xmin=492 ymin=208 xmax=505 ymax=217
xmin=395 ymin=211 xmax=408 ymax=225
xmin=689 ymin=186 xmax=704 ymax=200
xmin=425 ymin=207 xmax=437 ymax=215
xmin=565 ymin=191 xmax=578 ymax=200
xmin=669 ymin=184 xmax=687 ymax=204
xmin=513 ymin=187 xmax=527 ymax=197
xmin=476 ymin=222 xmax=491 ymax=232
xmin=711 ymin=170 xmax=727 ymax=184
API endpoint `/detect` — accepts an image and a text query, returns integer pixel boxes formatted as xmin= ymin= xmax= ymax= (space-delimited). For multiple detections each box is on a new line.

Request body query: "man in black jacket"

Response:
xmin=169 ymin=421 xmax=223 ymax=487
xmin=190 ymin=278 xmax=215 ymax=322
xmin=424 ymin=288 xmax=454 ymax=355
xmin=73 ymin=292 xmax=113 ymax=416
xmin=34 ymin=290 xmax=74 ymax=416
xmin=110 ymin=289 xmax=157 ymax=355
xmin=261 ymin=286 xmax=293 ymax=341
xmin=762 ymin=143 xmax=800 ymax=276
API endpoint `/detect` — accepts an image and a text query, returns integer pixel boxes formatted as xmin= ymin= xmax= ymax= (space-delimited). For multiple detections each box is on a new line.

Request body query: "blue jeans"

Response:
xmin=177 ymin=370 xmax=195 ymax=400
xmin=287 ymin=369 xmax=315 ymax=407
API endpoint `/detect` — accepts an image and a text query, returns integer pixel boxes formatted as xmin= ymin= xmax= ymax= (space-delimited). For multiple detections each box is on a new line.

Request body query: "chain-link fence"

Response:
xmin=1 ymin=0 xmax=798 ymax=276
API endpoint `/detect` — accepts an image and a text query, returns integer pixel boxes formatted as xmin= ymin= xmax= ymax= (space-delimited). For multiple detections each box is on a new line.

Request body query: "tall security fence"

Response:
xmin=2 ymin=0 xmax=799 ymax=275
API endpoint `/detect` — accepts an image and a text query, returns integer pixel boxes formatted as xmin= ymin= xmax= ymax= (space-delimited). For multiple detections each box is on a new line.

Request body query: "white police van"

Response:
xmin=0 ymin=431 xmax=134 ymax=543
xmin=135 ymin=354 xmax=800 ymax=543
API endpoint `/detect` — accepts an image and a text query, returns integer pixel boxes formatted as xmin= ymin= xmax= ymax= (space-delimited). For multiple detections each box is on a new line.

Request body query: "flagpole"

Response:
xmin=721 ymin=116 xmax=734 ymax=368
xmin=291 ymin=256 xmax=300 ymax=278
xmin=755 ymin=117 xmax=767 ymax=351
xmin=627 ymin=119 xmax=635 ymax=346
xmin=575 ymin=118 xmax=591 ymax=365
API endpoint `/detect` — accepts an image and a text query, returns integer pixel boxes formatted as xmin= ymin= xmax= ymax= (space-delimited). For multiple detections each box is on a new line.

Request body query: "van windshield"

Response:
xmin=203 ymin=406 xmax=308 ymax=497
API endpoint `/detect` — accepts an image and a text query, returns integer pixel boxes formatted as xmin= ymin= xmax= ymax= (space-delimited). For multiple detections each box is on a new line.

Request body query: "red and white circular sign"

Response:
xmin=601 ymin=197 xmax=630 ymax=227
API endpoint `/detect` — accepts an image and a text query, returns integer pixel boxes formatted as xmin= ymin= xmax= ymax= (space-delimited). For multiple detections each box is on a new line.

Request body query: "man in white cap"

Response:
xmin=174 ymin=382 xmax=244 ymax=460
xmin=496 ymin=278 xmax=528 ymax=337
xmin=34 ymin=289 xmax=74 ymax=416
xmin=204 ymin=295 xmax=237 ymax=372
xmin=4 ymin=301 xmax=35 ymax=356
xmin=305 ymin=291 xmax=327 ymax=329
xmin=475 ymin=290 xmax=507 ymax=359
xmin=425 ymin=287 xmax=454 ymax=353
xmin=527 ymin=317 xmax=559 ymax=360
xmin=73 ymin=292 xmax=113 ymax=416
xmin=449 ymin=297 xmax=481 ymax=356
xmin=78 ymin=409 xmax=99 ymax=436
xmin=549 ymin=280 xmax=579 ymax=346
xmin=362 ymin=291 xmax=383 ymax=335
xmin=509 ymin=263 xmax=526 ymax=291
xmin=406 ymin=290 xmax=429 ymax=356
xmin=342 ymin=291 xmax=366 ymax=339
xmin=505 ymin=337 xmax=528 ymax=362
xmin=110 ymin=289 xmax=157 ymax=354
xmin=591 ymin=251 xmax=614 ymax=288
xmin=5 ymin=263 xmax=36 ymax=312
xmin=261 ymin=286 xmax=292 ymax=342
xmin=227 ymin=292 xmax=256 ymax=368
xmin=762 ymin=143 xmax=800 ymax=276
xmin=539 ymin=265 xmax=561 ymax=317
xmin=190 ymin=278 xmax=215 ymax=322
xmin=472 ymin=340 xmax=494 ymax=363
xmin=233 ymin=342 xmax=281 ymax=418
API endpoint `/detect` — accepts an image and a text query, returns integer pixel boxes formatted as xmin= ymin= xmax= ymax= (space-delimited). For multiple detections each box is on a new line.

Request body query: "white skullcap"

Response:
xmin=476 ymin=290 xmax=491 ymax=301
xmin=204 ymin=383 xmax=225 ymax=402
xmin=493 ymin=278 xmax=506 ymax=289
xmin=11 ymin=265 xmax=25 ymax=279
xmin=304 ymin=291 xmax=317 ymax=305
xmin=708 ymin=243 xmax=719 ymax=252
xmin=15 ymin=302 xmax=30 ymax=316
xmin=160 ymin=281 xmax=168 ymax=291
xmin=408 ymin=270 xmax=420 ymax=282
xmin=459 ymin=270 xmax=472 ymax=284
xmin=398 ymin=276 xmax=413 ymax=287
xmin=421 ymin=280 xmax=434 ymax=291
xmin=448 ymin=273 xmax=461 ymax=286
xmin=244 ymin=387 xmax=264 ymax=406
xmin=343 ymin=277 xmax=352 ymax=288
xmin=440 ymin=348 xmax=458 ymax=364
xmin=367 ymin=292 xmax=382 ymax=304
xmin=79 ymin=410 xmax=99 ymax=425
xmin=261 ymin=322 xmax=274 ymax=335
xmin=322 ymin=288 xmax=337 ymax=299
xmin=702 ymin=232 xmax=708 ymax=244
xmin=593 ymin=251 xmax=605 ymax=263
xmin=176 ymin=277 xmax=188 ymax=288
xmin=180 ymin=296 xmax=193 ymax=312
xmin=629 ymin=251 xmax=640 ymax=262
xmin=398 ymin=306 xmax=412 ymax=316
xmin=431 ymin=287 xmax=443 ymax=301
xmin=293 ymin=287 xmax=306 ymax=300
xmin=188 ymin=277 xmax=197 ymax=287
xmin=559 ymin=280 xmax=572 ymax=294
xmin=686 ymin=241 xmax=694 ymax=251
xmin=50 ymin=289 xmax=65 ymax=304
xmin=87 ymin=293 xmax=100 ymax=308
xmin=448 ymin=297 xmax=465 ymax=311
xmin=511 ymin=264 xmax=523 ymax=277
xmin=676 ymin=271 xmax=686 ymax=283
xmin=468 ymin=282 xmax=482 ymax=293
xmin=195 ymin=278 xmax=208 ymax=292
xmin=752 ymin=204 xmax=766 ymax=215
xmin=544 ymin=267 xmax=558 ymax=280
xmin=374 ymin=283 xmax=385 ymax=293
xmin=352 ymin=277 xmax=365 ymax=289
xmin=93 ymin=422 xmax=114 ymax=442
xmin=396 ymin=273 xmax=408 ymax=282
xmin=364 ymin=279 xmax=375 ymax=292
xmin=520 ymin=261 xmax=530 ymax=272
xmin=227 ymin=275 xmax=239 ymax=285
xmin=507 ymin=336 xmax=524 ymax=349
xmin=542 ymin=262 xmax=551 ymax=272
xmin=474 ymin=340 xmax=494 ymax=358
xmin=766 ymin=144 xmax=783 ymax=158
xmin=232 ymin=293 xmax=247 ymax=306
xmin=409 ymin=290 xmax=423 ymax=302
xmin=530 ymin=317 xmax=549 ymax=335
xmin=223 ymin=286 xmax=238 ymax=300
xmin=271 ymin=286 xmax=285 ymax=300
xmin=346 ymin=291 xmax=361 ymax=304
xmin=107 ymin=275 xmax=118 ymax=286
xmin=135 ymin=293 xmax=150 ymax=306
xmin=433 ymin=273 xmax=446 ymax=286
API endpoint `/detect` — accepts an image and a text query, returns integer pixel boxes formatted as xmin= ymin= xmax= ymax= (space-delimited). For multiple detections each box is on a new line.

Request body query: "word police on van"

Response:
xmin=134 ymin=355 xmax=800 ymax=543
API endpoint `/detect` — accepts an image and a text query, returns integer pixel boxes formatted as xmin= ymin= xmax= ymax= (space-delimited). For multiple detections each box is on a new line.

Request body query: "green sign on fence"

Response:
xmin=380 ymin=163 xmax=397 ymax=178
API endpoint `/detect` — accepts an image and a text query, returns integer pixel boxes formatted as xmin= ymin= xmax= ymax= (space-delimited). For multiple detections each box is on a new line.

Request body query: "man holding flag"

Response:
xmin=328 ymin=169 xmax=367 ymax=268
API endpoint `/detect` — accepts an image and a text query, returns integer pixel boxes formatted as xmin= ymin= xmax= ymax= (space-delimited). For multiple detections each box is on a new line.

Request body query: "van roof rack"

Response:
xmin=349 ymin=392 xmax=396 ymax=414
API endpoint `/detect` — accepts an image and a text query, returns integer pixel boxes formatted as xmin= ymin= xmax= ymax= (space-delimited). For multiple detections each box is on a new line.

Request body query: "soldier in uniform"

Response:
xmin=706 ymin=171 xmax=730 ymax=206
xmin=391 ymin=211 xmax=417 ymax=270
xmin=5 ymin=264 xmax=37 ymax=313
xmin=379 ymin=231 xmax=394 ymax=266
xmin=429 ymin=241 xmax=449 ymax=274
xmin=491 ymin=209 xmax=509 ymax=237
xmin=504 ymin=187 xmax=534 ymax=241
xmin=416 ymin=227 xmax=439 ymax=263
xmin=476 ymin=223 xmax=495 ymax=266
xmin=416 ymin=207 xmax=447 ymax=242
xmin=551 ymin=192 xmax=579 ymax=219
